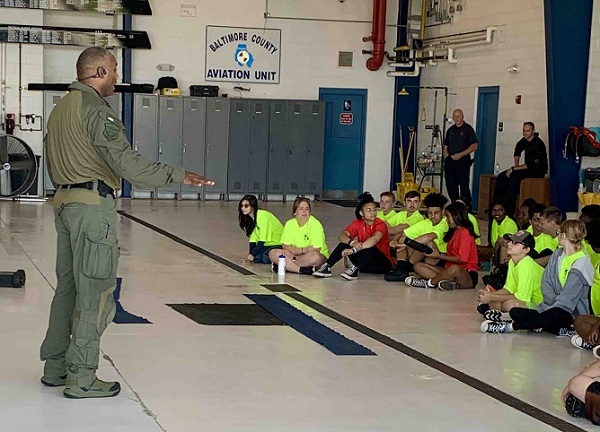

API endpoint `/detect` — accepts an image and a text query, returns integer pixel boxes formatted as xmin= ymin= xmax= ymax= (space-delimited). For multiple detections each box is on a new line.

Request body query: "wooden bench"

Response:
xmin=518 ymin=177 xmax=551 ymax=207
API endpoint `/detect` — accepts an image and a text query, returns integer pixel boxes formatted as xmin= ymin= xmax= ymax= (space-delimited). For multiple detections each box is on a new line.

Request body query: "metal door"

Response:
xmin=228 ymin=99 xmax=249 ymax=194
xmin=181 ymin=97 xmax=206 ymax=196
xmin=158 ymin=96 xmax=183 ymax=194
xmin=267 ymin=100 xmax=287 ymax=195
xmin=305 ymin=101 xmax=325 ymax=196
xmin=285 ymin=101 xmax=307 ymax=195
xmin=205 ymin=98 xmax=229 ymax=195
xmin=248 ymin=100 xmax=269 ymax=195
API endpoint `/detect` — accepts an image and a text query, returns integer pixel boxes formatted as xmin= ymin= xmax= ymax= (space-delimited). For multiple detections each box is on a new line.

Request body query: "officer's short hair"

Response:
xmin=76 ymin=47 xmax=110 ymax=78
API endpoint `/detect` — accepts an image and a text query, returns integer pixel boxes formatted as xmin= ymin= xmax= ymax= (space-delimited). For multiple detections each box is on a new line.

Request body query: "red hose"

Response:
xmin=364 ymin=0 xmax=386 ymax=71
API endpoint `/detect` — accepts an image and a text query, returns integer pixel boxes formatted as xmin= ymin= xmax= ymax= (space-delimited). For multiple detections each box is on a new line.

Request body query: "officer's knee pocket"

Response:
xmin=82 ymin=232 xmax=117 ymax=280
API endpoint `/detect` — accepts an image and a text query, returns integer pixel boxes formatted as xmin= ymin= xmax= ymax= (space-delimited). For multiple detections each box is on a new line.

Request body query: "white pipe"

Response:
xmin=447 ymin=47 xmax=458 ymax=63
xmin=424 ymin=26 xmax=498 ymax=49
xmin=428 ymin=50 xmax=438 ymax=66
xmin=386 ymin=62 xmax=423 ymax=77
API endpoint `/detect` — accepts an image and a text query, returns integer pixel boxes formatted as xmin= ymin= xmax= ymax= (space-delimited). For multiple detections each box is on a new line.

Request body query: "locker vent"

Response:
xmin=255 ymin=103 xmax=263 ymax=113
xmin=215 ymin=100 xmax=222 ymax=112
xmin=309 ymin=182 xmax=317 ymax=191
xmin=312 ymin=104 xmax=320 ymax=115
xmin=290 ymin=182 xmax=299 ymax=191
xmin=167 ymin=100 xmax=175 ymax=110
xmin=272 ymin=182 xmax=280 ymax=191
xmin=275 ymin=103 xmax=282 ymax=113
xmin=142 ymin=97 xmax=151 ymax=108
xmin=52 ymin=96 xmax=61 ymax=105
xmin=253 ymin=181 xmax=261 ymax=190
xmin=236 ymin=102 xmax=244 ymax=112
xmin=338 ymin=51 xmax=354 ymax=67
xmin=191 ymin=100 xmax=198 ymax=110
xmin=293 ymin=104 xmax=301 ymax=114
xmin=234 ymin=181 xmax=242 ymax=190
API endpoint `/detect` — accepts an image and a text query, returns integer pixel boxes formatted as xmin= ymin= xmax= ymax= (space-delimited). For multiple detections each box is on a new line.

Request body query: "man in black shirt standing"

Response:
xmin=493 ymin=122 xmax=548 ymax=214
xmin=443 ymin=108 xmax=479 ymax=205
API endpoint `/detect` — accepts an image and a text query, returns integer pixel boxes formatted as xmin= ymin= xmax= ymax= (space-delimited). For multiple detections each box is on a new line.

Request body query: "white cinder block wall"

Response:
xmin=131 ymin=0 xmax=398 ymax=195
xmin=583 ymin=2 xmax=600 ymax=171
xmin=417 ymin=0 xmax=548 ymax=194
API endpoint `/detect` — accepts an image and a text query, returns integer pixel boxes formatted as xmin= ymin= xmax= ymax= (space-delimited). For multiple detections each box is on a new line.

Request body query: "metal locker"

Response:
xmin=105 ymin=94 xmax=121 ymax=118
xmin=132 ymin=94 xmax=158 ymax=197
xmin=285 ymin=101 xmax=307 ymax=195
xmin=304 ymin=101 xmax=325 ymax=196
xmin=267 ymin=100 xmax=287 ymax=195
xmin=227 ymin=99 xmax=250 ymax=195
xmin=157 ymin=96 xmax=183 ymax=194
xmin=247 ymin=100 xmax=269 ymax=196
xmin=181 ymin=97 xmax=206 ymax=196
xmin=205 ymin=98 xmax=230 ymax=196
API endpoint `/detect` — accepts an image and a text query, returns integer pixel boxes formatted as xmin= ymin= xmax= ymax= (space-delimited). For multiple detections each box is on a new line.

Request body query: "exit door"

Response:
xmin=319 ymin=88 xmax=367 ymax=200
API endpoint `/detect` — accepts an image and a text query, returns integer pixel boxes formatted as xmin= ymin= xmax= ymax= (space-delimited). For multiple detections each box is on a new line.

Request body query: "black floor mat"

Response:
xmin=167 ymin=303 xmax=286 ymax=326
xmin=323 ymin=200 xmax=359 ymax=208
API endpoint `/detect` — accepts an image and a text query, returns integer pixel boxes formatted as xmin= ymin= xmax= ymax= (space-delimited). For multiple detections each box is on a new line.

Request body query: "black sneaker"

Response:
xmin=313 ymin=264 xmax=332 ymax=278
xmin=558 ymin=326 xmax=576 ymax=337
xmin=299 ymin=266 xmax=314 ymax=275
xmin=476 ymin=303 xmax=490 ymax=315
xmin=271 ymin=263 xmax=278 ymax=273
xmin=341 ymin=266 xmax=359 ymax=281
xmin=384 ymin=266 xmax=408 ymax=282
xmin=565 ymin=393 xmax=586 ymax=418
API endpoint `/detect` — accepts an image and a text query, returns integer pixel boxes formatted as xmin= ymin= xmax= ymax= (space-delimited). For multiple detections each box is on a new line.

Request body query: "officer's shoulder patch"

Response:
xmin=103 ymin=121 xmax=120 ymax=142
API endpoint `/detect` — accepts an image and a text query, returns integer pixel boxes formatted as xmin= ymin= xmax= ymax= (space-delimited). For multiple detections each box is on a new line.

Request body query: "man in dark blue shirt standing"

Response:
xmin=443 ymin=109 xmax=478 ymax=205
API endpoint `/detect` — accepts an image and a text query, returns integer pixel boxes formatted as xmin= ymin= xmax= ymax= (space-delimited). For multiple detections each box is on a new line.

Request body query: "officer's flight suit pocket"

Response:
xmin=82 ymin=230 xmax=116 ymax=280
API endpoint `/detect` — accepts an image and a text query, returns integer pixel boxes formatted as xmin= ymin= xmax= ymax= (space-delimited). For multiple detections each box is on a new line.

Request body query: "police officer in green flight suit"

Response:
xmin=39 ymin=47 xmax=214 ymax=399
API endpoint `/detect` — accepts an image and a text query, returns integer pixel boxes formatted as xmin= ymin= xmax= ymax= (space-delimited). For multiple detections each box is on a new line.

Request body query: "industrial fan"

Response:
xmin=0 ymin=134 xmax=35 ymax=288
xmin=0 ymin=134 xmax=38 ymax=198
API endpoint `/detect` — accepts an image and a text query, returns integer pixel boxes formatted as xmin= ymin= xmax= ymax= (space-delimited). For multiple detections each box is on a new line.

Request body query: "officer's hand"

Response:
xmin=184 ymin=171 xmax=215 ymax=186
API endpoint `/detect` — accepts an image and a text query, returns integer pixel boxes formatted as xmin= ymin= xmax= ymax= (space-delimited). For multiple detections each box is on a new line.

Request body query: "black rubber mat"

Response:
xmin=261 ymin=283 xmax=300 ymax=292
xmin=167 ymin=303 xmax=286 ymax=326
xmin=323 ymin=200 xmax=359 ymax=208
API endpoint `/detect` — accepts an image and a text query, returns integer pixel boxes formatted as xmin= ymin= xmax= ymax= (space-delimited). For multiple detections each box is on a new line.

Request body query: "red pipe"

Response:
xmin=363 ymin=0 xmax=387 ymax=71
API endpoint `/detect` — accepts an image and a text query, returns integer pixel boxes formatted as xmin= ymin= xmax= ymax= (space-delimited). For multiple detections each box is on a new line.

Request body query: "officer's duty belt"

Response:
xmin=60 ymin=180 xmax=115 ymax=198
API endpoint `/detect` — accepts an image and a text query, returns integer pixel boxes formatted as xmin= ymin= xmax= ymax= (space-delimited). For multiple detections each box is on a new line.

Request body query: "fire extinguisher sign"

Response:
xmin=339 ymin=113 xmax=353 ymax=125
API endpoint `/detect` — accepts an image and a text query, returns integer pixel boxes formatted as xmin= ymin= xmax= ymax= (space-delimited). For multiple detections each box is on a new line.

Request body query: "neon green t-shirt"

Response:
xmin=248 ymin=209 xmax=283 ymax=246
xmin=377 ymin=210 xmax=398 ymax=226
xmin=504 ymin=255 xmax=543 ymax=307
xmin=395 ymin=210 xmax=425 ymax=227
xmin=583 ymin=239 xmax=600 ymax=268
xmin=559 ymin=250 xmax=586 ymax=287
xmin=404 ymin=217 xmax=449 ymax=253
xmin=468 ymin=213 xmax=481 ymax=245
xmin=534 ymin=233 xmax=559 ymax=253
xmin=590 ymin=261 xmax=600 ymax=315
xmin=280 ymin=215 xmax=330 ymax=257
xmin=490 ymin=216 xmax=518 ymax=245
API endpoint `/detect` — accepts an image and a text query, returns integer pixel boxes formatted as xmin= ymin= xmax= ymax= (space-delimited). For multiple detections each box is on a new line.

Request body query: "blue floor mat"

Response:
xmin=112 ymin=278 xmax=151 ymax=324
xmin=246 ymin=294 xmax=375 ymax=356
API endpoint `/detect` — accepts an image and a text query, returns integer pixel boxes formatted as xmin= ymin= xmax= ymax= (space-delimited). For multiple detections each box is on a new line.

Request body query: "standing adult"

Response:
xmin=493 ymin=122 xmax=548 ymax=215
xmin=443 ymin=109 xmax=478 ymax=205
xmin=40 ymin=47 xmax=213 ymax=399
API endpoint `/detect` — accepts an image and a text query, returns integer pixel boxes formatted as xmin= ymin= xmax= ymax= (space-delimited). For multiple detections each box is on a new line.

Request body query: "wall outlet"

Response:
xmin=497 ymin=25 xmax=506 ymax=43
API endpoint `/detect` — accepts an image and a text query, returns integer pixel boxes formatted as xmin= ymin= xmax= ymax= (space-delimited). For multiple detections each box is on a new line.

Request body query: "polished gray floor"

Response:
xmin=0 ymin=198 xmax=595 ymax=431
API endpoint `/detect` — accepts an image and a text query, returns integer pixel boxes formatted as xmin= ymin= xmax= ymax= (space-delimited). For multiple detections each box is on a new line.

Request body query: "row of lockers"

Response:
xmin=132 ymin=95 xmax=325 ymax=199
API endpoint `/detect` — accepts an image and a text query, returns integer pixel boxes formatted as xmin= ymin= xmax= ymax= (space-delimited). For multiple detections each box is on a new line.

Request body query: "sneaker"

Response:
xmin=343 ymin=255 xmax=353 ymax=269
xmin=565 ymin=393 xmax=587 ymax=418
xmin=558 ymin=326 xmax=576 ymax=337
xmin=437 ymin=280 xmax=460 ymax=291
xmin=40 ymin=374 xmax=67 ymax=387
xmin=593 ymin=345 xmax=600 ymax=359
xmin=476 ymin=303 xmax=490 ymax=315
xmin=313 ymin=264 xmax=332 ymax=278
xmin=63 ymin=378 xmax=121 ymax=399
xmin=384 ymin=261 xmax=411 ymax=282
xmin=271 ymin=263 xmax=278 ymax=273
xmin=404 ymin=276 xmax=428 ymax=288
xmin=571 ymin=334 xmax=593 ymax=350
xmin=480 ymin=320 xmax=511 ymax=333
xmin=483 ymin=309 xmax=504 ymax=322
xmin=341 ymin=266 xmax=359 ymax=281
xmin=299 ymin=266 xmax=314 ymax=275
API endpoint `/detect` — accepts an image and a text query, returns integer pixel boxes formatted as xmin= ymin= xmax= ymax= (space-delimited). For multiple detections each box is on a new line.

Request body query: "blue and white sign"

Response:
xmin=205 ymin=26 xmax=281 ymax=84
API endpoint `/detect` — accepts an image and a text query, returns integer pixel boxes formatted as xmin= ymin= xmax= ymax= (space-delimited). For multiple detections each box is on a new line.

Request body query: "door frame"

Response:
xmin=318 ymin=87 xmax=368 ymax=194
xmin=472 ymin=85 xmax=500 ymax=212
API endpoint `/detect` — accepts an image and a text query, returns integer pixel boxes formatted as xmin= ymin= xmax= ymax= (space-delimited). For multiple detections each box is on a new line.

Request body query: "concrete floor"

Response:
xmin=0 ymin=198 xmax=595 ymax=431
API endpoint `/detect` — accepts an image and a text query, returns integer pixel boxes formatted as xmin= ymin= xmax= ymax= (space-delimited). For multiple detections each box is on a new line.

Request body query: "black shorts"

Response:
xmin=468 ymin=270 xmax=479 ymax=287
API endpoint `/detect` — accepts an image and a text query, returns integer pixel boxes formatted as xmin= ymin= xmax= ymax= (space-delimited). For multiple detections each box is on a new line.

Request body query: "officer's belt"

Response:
xmin=59 ymin=180 xmax=115 ymax=198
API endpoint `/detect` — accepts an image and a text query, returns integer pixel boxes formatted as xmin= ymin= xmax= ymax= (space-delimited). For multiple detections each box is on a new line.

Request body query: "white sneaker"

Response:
xmin=594 ymin=345 xmax=600 ymax=359
xmin=571 ymin=334 xmax=593 ymax=350
xmin=404 ymin=276 xmax=429 ymax=288
xmin=341 ymin=266 xmax=359 ymax=281
xmin=480 ymin=320 xmax=512 ymax=334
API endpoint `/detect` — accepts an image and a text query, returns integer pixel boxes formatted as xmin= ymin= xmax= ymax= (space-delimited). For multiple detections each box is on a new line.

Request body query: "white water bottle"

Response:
xmin=278 ymin=254 xmax=286 ymax=276
xmin=494 ymin=163 xmax=500 ymax=175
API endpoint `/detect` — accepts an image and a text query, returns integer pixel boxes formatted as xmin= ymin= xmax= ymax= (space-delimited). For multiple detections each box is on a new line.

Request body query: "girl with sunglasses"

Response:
xmin=238 ymin=195 xmax=283 ymax=264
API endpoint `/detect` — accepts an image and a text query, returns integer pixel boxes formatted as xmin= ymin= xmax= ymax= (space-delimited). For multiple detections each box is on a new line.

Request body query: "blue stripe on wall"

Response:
xmin=544 ymin=0 xmax=593 ymax=211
